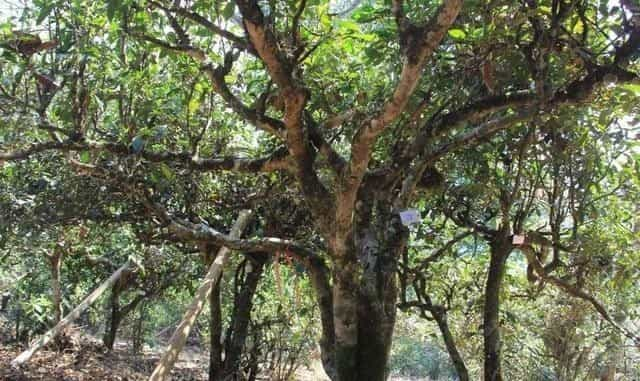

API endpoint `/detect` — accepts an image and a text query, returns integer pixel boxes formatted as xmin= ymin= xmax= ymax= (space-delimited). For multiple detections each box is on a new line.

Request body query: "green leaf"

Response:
xmin=222 ymin=2 xmax=235 ymax=20
xmin=159 ymin=163 xmax=174 ymax=180
xmin=79 ymin=151 xmax=91 ymax=163
xmin=621 ymin=83 xmax=640 ymax=96
xmin=36 ymin=3 xmax=55 ymax=25
xmin=106 ymin=0 xmax=121 ymax=21
xmin=448 ymin=29 xmax=466 ymax=39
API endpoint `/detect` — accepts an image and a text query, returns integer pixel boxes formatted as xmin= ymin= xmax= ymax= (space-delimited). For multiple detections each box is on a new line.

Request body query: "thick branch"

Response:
xmin=394 ymin=110 xmax=534 ymax=208
xmin=234 ymin=1 xmax=334 ymax=226
xmin=166 ymin=218 xmax=317 ymax=260
xmin=340 ymin=0 xmax=462 ymax=228
xmin=235 ymin=0 xmax=297 ymax=90
xmin=394 ymin=27 xmax=640 ymax=182
xmin=0 ymin=139 xmax=290 ymax=173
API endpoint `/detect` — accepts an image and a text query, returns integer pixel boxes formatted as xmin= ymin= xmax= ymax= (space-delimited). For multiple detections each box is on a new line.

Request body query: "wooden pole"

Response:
xmin=11 ymin=262 xmax=130 ymax=366
xmin=148 ymin=210 xmax=253 ymax=381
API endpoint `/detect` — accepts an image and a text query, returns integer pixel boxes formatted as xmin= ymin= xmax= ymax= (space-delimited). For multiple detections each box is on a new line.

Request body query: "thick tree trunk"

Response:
xmin=354 ymin=244 xmax=399 ymax=379
xmin=149 ymin=210 xmax=252 ymax=381
xmin=328 ymin=213 xmax=406 ymax=381
xmin=11 ymin=262 xmax=130 ymax=366
xmin=483 ymin=238 xmax=512 ymax=381
xmin=330 ymin=266 xmax=397 ymax=381
xmin=332 ymin=257 xmax=360 ymax=381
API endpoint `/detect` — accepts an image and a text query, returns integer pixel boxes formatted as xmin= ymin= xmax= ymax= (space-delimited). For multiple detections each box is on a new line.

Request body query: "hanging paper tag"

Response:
xmin=400 ymin=209 xmax=421 ymax=226
xmin=512 ymin=235 xmax=525 ymax=245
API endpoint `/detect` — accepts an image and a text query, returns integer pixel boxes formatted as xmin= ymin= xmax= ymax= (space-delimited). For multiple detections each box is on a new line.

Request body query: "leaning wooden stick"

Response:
xmin=11 ymin=262 xmax=131 ymax=366
xmin=148 ymin=210 xmax=253 ymax=381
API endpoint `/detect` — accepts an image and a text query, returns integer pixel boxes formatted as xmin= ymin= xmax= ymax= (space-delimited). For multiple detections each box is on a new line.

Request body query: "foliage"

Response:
xmin=0 ymin=0 xmax=639 ymax=380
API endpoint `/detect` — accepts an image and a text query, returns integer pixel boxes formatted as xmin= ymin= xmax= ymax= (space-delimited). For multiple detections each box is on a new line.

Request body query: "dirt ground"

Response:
xmin=0 ymin=328 xmax=420 ymax=380
xmin=0 ymin=338 xmax=205 ymax=380
xmin=0 ymin=333 xmax=335 ymax=381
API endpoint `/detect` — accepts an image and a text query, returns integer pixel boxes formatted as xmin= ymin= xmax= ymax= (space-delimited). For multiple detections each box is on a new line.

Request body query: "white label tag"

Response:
xmin=512 ymin=235 xmax=525 ymax=245
xmin=400 ymin=209 xmax=421 ymax=226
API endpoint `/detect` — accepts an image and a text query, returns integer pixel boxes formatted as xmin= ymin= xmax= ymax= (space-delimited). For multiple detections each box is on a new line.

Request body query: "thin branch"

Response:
xmin=291 ymin=0 xmax=307 ymax=47
xmin=235 ymin=0 xmax=334 ymax=227
xmin=414 ymin=231 xmax=472 ymax=272
xmin=394 ymin=110 xmax=535 ymax=208
xmin=147 ymin=0 xmax=250 ymax=53
xmin=521 ymin=244 xmax=640 ymax=346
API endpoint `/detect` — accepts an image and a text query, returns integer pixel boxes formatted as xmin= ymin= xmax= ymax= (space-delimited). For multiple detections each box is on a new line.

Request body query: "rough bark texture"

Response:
xmin=328 ymin=205 xmax=407 ymax=381
xmin=483 ymin=237 xmax=512 ymax=381
xmin=149 ymin=210 xmax=252 ymax=381
xmin=11 ymin=262 xmax=130 ymax=366
xmin=332 ymin=258 xmax=359 ymax=381
xmin=307 ymin=256 xmax=336 ymax=380
xmin=221 ymin=254 xmax=266 ymax=378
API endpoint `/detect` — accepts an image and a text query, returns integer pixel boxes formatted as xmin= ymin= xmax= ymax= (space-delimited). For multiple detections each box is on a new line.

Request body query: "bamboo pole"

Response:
xmin=11 ymin=262 xmax=130 ymax=366
xmin=148 ymin=210 xmax=253 ymax=381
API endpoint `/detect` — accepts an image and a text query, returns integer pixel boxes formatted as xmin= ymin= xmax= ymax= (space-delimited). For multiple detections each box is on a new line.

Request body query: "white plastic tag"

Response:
xmin=512 ymin=235 xmax=525 ymax=245
xmin=400 ymin=209 xmax=421 ymax=226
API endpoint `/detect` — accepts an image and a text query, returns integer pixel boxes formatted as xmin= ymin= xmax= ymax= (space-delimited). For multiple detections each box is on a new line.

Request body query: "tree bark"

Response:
xmin=103 ymin=286 xmax=122 ymax=350
xmin=208 ymin=271 xmax=223 ymax=381
xmin=221 ymin=254 xmax=266 ymax=378
xmin=354 ymin=240 xmax=399 ymax=380
xmin=103 ymin=284 xmax=144 ymax=351
xmin=483 ymin=238 xmax=511 ymax=381
xmin=308 ymin=256 xmax=336 ymax=379
xmin=432 ymin=308 xmax=469 ymax=381
xmin=11 ymin=262 xmax=130 ymax=366
xmin=201 ymin=242 xmax=224 ymax=381
xmin=1 ymin=293 xmax=9 ymax=311
xmin=328 ymin=211 xmax=406 ymax=381
xmin=332 ymin=258 xmax=360 ymax=381
xmin=149 ymin=210 xmax=252 ymax=381
xmin=48 ymin=248 xmax=63 ymax=324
